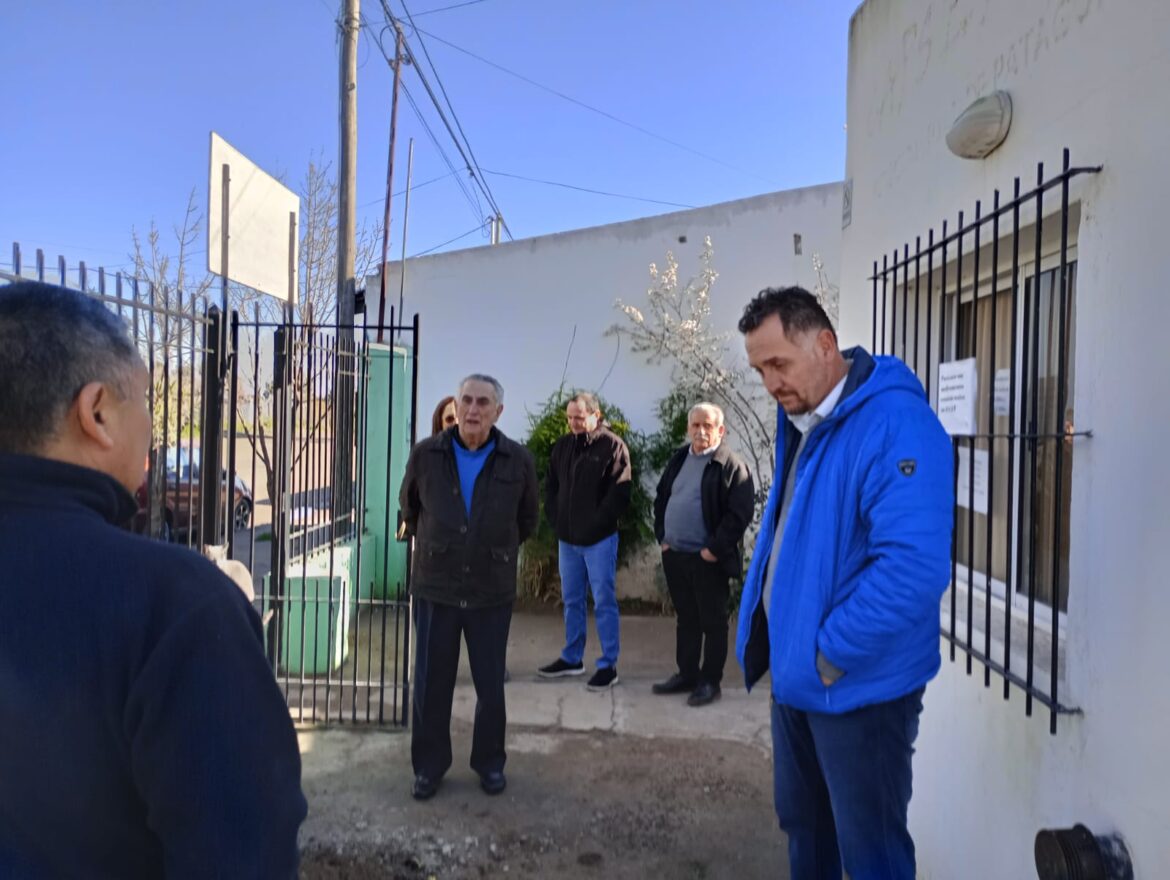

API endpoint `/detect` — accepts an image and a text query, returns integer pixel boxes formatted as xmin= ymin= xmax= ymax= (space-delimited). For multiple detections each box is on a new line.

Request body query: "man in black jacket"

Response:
xmin=399 ymin=374 xmax=538 ymax=800
xmin=0 ymin=281 xmax=306 ymax=878
xmin=537 ymin=392 xmax=632 ymax=691
xmin=652 ymin=402 xmax=754 ymax=706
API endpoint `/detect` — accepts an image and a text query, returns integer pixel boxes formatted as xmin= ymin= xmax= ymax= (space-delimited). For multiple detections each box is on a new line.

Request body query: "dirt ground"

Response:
xmin=298 ymin=724 xmax=784 ymax=879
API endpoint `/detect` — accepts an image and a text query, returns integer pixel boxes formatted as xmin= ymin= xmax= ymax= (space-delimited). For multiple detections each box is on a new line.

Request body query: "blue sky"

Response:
xmin=1 ymin=1 xmax=854 ymax=282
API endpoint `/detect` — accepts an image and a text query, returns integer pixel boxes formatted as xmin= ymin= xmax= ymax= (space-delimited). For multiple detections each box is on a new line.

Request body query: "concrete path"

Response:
xmin=457 ymin=610 xmax=772 ymax=753
xmin=298 ymin=609 xmax=786 ymax=879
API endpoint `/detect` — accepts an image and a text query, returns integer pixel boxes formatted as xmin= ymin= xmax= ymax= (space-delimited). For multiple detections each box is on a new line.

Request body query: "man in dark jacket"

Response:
xmin=537 ymin=392 xmax=632 ymax=690
xmin=399 ymin=374 xmax=538 ymax=801
xmin=652 ymin=402 xmax=754 ymax=707
xmin=0 ymin=281 xmax=306 ymax=878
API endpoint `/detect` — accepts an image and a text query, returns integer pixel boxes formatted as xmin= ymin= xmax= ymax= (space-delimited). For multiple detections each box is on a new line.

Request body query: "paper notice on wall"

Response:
xmin=993 ymin=369 xmax=1011 ymax=417
xmin=937 ymin=358 xmax=978 ymax=435
xmin=956 ymin=446 xmax=990 ymax=515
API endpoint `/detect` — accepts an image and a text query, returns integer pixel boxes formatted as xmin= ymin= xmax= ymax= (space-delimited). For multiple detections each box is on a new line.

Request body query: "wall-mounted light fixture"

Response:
xmin=946 ymin=90 xmax=1013 ymax=159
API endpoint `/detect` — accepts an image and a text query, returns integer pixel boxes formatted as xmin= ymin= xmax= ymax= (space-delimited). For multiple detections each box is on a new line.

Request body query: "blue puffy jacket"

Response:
xmin=736 ymin=347 xmax=954 ymax=714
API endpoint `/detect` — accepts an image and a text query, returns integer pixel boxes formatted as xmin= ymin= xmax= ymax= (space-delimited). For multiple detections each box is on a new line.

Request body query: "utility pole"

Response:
xmin=397 ymin=137 xmax=415 ymax=340
xmin=334 ymin=0 xmax=360 ymax=520
xmin=337 ymin=0 xmax=359 ymax=328
xmin=376 ymin=22 xmax=406 ymax=343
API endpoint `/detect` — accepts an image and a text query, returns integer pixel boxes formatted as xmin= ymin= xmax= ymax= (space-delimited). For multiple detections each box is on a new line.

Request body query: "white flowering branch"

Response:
xmin=609 ymin=237 xmax=775 ymax=494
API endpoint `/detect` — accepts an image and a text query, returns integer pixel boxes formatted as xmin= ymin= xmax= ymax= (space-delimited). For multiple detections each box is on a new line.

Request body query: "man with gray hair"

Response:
xmin=652 ymin=402 xmax=754 ymax=706
xmin=399 ymin=373 xmax=538 ymax=800
xmin=0 ymin=281 xmax=306 ymax=876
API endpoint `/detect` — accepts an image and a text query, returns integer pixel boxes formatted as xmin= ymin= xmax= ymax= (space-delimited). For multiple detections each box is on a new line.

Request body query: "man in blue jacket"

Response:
xmin=736 ymin=286 xmax=953 ymax=880
xmin=0 ymin=281 xmax=306 ymax=878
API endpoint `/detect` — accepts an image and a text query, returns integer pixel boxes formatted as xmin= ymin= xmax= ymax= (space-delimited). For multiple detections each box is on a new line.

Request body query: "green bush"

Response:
xmin=644 ymin=387 xmax=692 ymax=472
xmin=518 ymin=390 xmax=654 ymax=603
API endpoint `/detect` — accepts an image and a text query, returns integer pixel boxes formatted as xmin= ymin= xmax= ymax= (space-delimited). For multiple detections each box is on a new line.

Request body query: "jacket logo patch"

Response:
xmin=898 ymin=459 xmax=917 ymax=477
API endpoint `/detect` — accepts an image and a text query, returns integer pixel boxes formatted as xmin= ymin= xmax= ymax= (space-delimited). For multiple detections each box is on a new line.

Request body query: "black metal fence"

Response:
xmin=868 ymin=150 xmax=1100 ymax=733
xmin=231 ymin=311 xmax=419 ymax=726
xmin=3 ymin=244 xmax=418 ymax=728
xmin=4 ymin=244 xmax=216 ymax=548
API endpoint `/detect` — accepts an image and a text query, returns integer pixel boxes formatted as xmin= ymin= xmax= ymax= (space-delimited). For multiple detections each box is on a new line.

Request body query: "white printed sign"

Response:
xmin=937 ymin=358 xmax=978 ymax=436
xmin=956 ymin=446 xmax=990 ymax=515
xmin=993 ymin=369 xmax=1011 ymax=417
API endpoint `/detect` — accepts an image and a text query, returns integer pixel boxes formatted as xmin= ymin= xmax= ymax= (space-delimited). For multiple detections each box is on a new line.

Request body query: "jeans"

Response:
xmin=412 ymin=597 xmax=512 ymax=780
xmin=770 ymin=688 xmax=925 ymax=880
xmin=661 ymin=549 xmax=730 ymax=685
xmin=557 ymin=532 xmax=619 ymax=669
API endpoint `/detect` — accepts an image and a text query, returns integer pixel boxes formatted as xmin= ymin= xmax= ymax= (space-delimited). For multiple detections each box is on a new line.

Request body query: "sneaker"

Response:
xmin=586 ymin=666 xmax=619 ymax=691
xmin=538 ymin=658 xmax=585 ymax=678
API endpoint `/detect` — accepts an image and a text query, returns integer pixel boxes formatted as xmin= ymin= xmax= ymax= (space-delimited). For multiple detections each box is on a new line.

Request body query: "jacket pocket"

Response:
xmin=420 ymin=539 xmax=449 ymax=557
xmin=743 ymin=603 xmax=770 ymax=689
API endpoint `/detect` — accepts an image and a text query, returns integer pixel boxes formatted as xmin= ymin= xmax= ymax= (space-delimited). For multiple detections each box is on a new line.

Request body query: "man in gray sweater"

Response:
xmin=652 ymin=403 xmax=754 ymax=706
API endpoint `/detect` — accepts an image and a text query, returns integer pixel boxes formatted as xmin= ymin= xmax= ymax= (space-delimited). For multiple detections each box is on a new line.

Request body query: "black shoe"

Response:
xmin=538 ymin=658 xmax=585 ymax=678
xmin=586 ymin=666 xmax=619 ymax=691
xmin=480 ymin=771 xmax=507 ymax=795
xmin=687 ymin=682 xmax=722 ymax=707
xmin=412 ymin=773 xmax=439 ymax=801
xmin=652 ymin=673 xmax=697 ymax=695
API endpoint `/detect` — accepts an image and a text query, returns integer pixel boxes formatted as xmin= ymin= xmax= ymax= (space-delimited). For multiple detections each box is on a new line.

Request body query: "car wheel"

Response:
xmin=234 ymin=498 xmax=253 ymax=532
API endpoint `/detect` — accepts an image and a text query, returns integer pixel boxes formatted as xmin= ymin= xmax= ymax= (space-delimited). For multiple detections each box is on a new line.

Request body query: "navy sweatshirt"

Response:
xmin=0 ymin=454 xmax=307 ymax=878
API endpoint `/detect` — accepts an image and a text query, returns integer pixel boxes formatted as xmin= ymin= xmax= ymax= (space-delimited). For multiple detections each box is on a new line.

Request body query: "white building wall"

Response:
xmin=841 ymin=1 xmax=1170 ymax=876
xmin=377 ymin=184 xmax=842 ymax=441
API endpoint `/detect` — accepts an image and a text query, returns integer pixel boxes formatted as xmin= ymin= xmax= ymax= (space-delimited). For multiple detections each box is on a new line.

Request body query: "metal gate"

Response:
xmin=4 ymin=243 xmax=418 ymax=728
xmin=224 ymin=310 xmax=419 ymax=727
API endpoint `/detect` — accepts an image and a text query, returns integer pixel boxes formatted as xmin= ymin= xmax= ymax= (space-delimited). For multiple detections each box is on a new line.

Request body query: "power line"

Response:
xmin=356 ymin=169 xmax=458 ymax=208
xmin=409 ymin=25 xmax=779 ymax=186
xmin=411 ymin=221 xmax=490 ymax=257
xmin=401 ymin=82 xmax=485 ymax=220
xmin=370 ymin=0 xmax=511 ymax=239
xmin=397 ymin=0 xmax=513 ymax=239
xmin=367 ymin=24 xmax=485 ymax=224
xmin=410 ymin=0 xmax=489 ymax=16
xmin=482 ymin=168 xmax=697 ymax=209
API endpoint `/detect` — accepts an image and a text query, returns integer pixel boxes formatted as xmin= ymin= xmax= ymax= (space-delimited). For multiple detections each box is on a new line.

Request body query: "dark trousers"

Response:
xmin=411 ymin=596 xmax=512 ymax=780
xmin=661 ymin=549 xmax=730 ymax=685
xmin=770 ymin=688 xmax=925 ymax=880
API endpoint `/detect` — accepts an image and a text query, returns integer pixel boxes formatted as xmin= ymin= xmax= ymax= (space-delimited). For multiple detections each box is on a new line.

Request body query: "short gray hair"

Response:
xmin=688 ymin=401 xmax=724 ymax=425
xmin=568 ymin=391 xmax=601 ymax=414
xmin=0 ymin=281 xmax=140 ymax=454
xmin=458 ymin=373 xmax=504 ymax=404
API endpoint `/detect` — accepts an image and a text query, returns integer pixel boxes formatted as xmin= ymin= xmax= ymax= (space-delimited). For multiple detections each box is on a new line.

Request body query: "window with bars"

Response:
xmin=869 ymin=150 xmax=1099 ymax=733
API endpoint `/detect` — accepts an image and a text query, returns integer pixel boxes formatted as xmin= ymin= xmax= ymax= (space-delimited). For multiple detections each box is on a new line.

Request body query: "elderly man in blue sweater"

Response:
xmin=0 ymin=281 xmax=306 ymax=878
xmin=736 ymin=286 xmax=954 ymax=880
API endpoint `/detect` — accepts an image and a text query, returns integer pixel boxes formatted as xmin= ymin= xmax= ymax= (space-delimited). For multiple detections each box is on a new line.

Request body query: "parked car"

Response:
xmin=132 ymin=448 xmax=252 ymax=543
